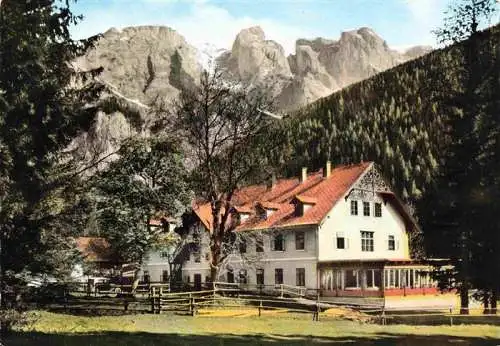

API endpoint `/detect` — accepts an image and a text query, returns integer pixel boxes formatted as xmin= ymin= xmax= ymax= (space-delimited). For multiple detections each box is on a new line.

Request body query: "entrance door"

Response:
xmin=194 ymin=274 xmax=202 ymax=291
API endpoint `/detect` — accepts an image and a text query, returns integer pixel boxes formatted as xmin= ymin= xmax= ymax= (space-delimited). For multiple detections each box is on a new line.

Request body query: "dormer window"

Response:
xmin=240 ymin=213 xmax=250 ymax=222
xmin=294 ymin=203 xmax=305 ymax=217
xmin=232 ymin=205 xmax=253 ymax=223
xmin=255 ymin=202 xmax=280 ymax=220
xmin=256 ymin=205 xmax=267 ymax=220
xmin=291 ymin=195 xmax=317 ymax=217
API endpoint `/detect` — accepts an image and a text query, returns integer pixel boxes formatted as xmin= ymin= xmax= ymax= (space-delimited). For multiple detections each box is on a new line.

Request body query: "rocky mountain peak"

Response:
xmin=74 ymin=24 xmax=433 ymax=161
xmin=217 ymin=25 xmax=292 ymax=87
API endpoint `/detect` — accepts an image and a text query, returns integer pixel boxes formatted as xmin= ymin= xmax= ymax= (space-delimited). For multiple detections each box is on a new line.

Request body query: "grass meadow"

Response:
xmin=3 ymin=310 xmax=500 ymax=345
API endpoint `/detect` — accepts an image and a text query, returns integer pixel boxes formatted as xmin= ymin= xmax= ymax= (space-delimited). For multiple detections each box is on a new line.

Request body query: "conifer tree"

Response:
xmin=0 ymin=0 xmax=102 ymax=308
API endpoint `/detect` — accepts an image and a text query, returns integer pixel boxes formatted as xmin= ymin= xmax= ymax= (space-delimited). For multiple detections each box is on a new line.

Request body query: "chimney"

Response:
xmin=323 ymin=161 xmax=331 ymax=178
xmin=267 ymin=173 xmax=277 ymax=190
xmin=299 ymin=167 xmax=308 ymax=183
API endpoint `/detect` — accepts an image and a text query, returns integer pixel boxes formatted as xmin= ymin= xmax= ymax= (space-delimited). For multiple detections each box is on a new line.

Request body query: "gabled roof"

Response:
xmin=191 ymin=162 xmax=372 ymax=232
xmin=192 ymin=202 xmax=214 ymax=231
xmin=235 ymin=162 xmax=371 ymax=231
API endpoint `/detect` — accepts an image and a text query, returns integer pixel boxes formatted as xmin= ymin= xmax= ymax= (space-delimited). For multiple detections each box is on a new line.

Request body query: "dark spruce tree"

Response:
xmin=0 ymin=0 xmax=103 ymax=312
xmin=422 ymin=0 xmax=498 ymax=315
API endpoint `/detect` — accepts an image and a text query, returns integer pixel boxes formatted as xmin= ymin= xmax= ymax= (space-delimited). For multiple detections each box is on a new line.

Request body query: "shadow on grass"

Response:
xmin=4 ymin=331 xmax=500 ymax=346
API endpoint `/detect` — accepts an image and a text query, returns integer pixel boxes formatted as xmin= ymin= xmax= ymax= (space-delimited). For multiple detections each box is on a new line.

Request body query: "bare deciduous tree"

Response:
xmin=154 ymin=69 xmax=281 ymax=281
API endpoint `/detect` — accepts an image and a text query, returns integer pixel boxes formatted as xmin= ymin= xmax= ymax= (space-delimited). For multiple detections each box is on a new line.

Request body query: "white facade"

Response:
xmin=142 ymin=251 xmax=171 ymax=283
xmin=318 ymin=195 xmax=410 ymax=262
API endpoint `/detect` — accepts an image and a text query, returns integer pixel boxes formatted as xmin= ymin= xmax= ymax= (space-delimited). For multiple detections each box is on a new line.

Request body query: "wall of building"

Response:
xmin=223 ymin=226 xmax=318 ymax=288
xmin=318 ymin=194 xmax=410 ymax=262
xmin=143 ymin=251 xmax=171 ymax=282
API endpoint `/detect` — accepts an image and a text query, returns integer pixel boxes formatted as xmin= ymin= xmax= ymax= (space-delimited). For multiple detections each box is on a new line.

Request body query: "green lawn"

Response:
xmin=4 ymin=311 xmax=500 ymax=345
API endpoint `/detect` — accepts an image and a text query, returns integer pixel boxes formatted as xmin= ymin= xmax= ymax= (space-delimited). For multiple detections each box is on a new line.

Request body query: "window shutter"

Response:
xmin=386 ymin=239 xmax=389 ymax=250
xmin=283 ymin=234 xmax=286 ymax=252
xmin=345 ymin=238 xmax=350 ymax=249
xmin=270 ymin=236 xmax=274 ymax=251
xmin=396 ymin=240 xmax=400 ymax=250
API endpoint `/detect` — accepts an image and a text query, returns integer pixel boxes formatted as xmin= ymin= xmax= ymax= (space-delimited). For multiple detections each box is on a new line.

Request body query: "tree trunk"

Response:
xmin=210 ymin=266 xmax=218 ymax=283
xmin=483 ymin=292 xmax=490 ymax=315
xmin=131 ymin=267 xmax=141 ymax=295
xmin=491 ymin=289 xmax=498 ymax=315
xmin=460 ymin=286 xmax=469 ymax=315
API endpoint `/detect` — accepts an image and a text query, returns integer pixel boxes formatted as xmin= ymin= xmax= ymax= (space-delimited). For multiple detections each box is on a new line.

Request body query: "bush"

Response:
xmin=0 ymin=309 xmax=39 ymax=333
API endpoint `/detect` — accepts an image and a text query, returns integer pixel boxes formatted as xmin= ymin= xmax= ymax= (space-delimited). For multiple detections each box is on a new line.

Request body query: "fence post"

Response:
xmin=449 ymin=306 xmax=453 ymax=326
xmin=315 ymin=293 xmax=320 ymax=321
xmin=381 ymin=306 xmax=386 ymax=325
xmin=63 ymin=289 xmax=68 ymax=312
xmin=151 ymin=287 xmax=155 ymax=314
xmin=280 ymin=284 xmax=283 ymax=298
xmin=259 ymin=300 xmax=262 ymax=317
xmin=190 ymin=297 xmax=196 ymax=316
xmin=124 ymin=299 xmax=129 ymax=312
xmin=158 ymin=286 xmax=162 ymax=314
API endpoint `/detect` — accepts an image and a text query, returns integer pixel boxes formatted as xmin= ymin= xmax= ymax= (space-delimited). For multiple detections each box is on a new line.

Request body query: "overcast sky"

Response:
xmin=69 ymin=0 xmax=499 ymax=54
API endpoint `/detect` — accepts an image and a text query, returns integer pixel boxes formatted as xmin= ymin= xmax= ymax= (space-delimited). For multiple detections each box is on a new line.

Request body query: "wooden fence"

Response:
xmin=43 ymin=281 xmax=500 ymax=325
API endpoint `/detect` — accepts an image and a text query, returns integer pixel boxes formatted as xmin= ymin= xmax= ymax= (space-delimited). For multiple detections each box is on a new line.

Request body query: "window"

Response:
xmin=161 ymin=270 xmax=169 ymax=282
xmin=345 ymin=269 xmax=360 ymax=288
xmin=256 ymin=269 xmax=264 ymax=285
xmin=384 ymin=269 xmax=401 ymax=288
xmin=375 ymin=203 xmax=382 ymax=217
xmin=408 ymin=269 xmax=415 ymax=288
xmin=363 ymin=202 xmax=370 ymax=216
xmin=160 ymin=251 xmax=169 ymax=259
xmin=294 ymin=203 xmax=304 ymax=217
xmin=350 ymin=200 xmax=358 ymax=215
xmin=366 ymin=269 xmax=381 ymax=288
xmin=321 ymin=270 xmax=342 ymax=290
xmin=193 ymin=251 xmax=201 ymax=263
xmin=388 ymin=235 xmax=395 ymax=251
xmin=336 ymin=232 xmax=347 ymax=249
xmin=361 ymin=231 xmax=374 ymax=252
xmin=275 ymin=268 xmax=283 ymax=284
xmin=239 ymin=238 xmax=247 ymax=253
xmin=227 ymin=269 xmax=234 ymax=283
xmin=239 ymin=269 xmax=247 ymax=284
xmin=142 ymin=270 xmax=150 ymax=283
xmin=256 ymin=235 xmax=264 ymax=252
xmin=296 ymin=268 xmax=305 ymax=286
xmin=272 ymin=234 xmax=285 ymax=251
xmin=295 ymin=231 xmax=305 ymax=250
xmin=257 ymin=206 xmax=267 ymax=220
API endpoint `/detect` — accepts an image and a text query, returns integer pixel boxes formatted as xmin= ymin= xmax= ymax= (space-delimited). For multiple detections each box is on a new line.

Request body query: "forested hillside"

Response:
xmin=278 ymin=24 xmax=499 ymax=204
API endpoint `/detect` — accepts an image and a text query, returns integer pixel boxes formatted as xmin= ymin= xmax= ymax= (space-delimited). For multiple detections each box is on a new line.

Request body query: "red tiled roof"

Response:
xmin=192 ymin=162 xmax=372 ymax=232
xmin=149 ymin=216 xmax=178 ymax=226
xmin=75 ymin=237 xmax=114 ymax=262
xmin=233 ymin=204 xmax=253 ymax=214
xmin=258 ymin=201 xmax=282 ymax=210
xmin=293 ymin=194 xmax=318 ymax=205
xmin=193 ymin=202 xmax=214 ymax=231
